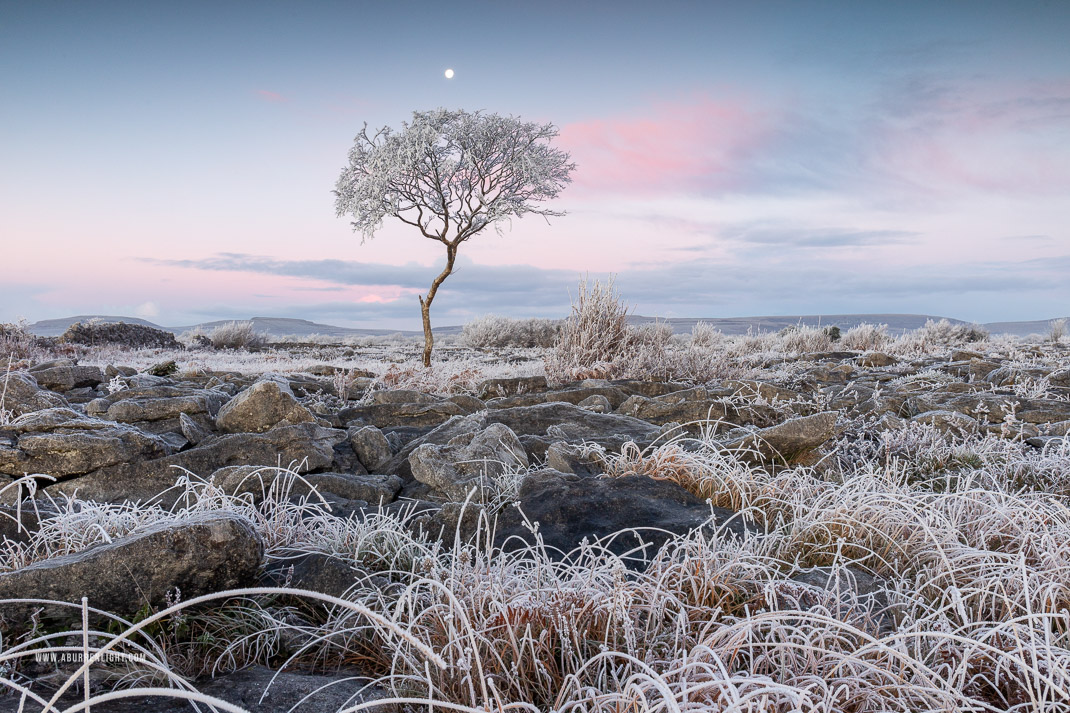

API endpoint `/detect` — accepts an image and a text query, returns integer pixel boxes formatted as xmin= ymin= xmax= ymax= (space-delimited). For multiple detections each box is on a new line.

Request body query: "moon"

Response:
xmin=444 ymin=68 xmax=454 ymax=79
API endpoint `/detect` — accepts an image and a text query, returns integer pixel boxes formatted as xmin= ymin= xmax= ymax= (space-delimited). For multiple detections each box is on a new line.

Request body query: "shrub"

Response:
xmin=898 ymin=319 xmax=989 ymax=351
xmin=1049 ymin=318 xmax=1067 ymax=343
xmin=460 ymin=315 xmax=561 ymax=349
xmin=689 ymin=321 xmax=724 ymax=349
xmin=841 ymin=322 xmax=890 ymax=351
xmin=207 ymin=321 xmax=267 ymax=350
xmin=0 ymin=320 xmax=51 ymax=365
xmin=544 ymin=277 xmax=634 ymax=383
xmin=778 ymin=325 xmax=834 ymax=353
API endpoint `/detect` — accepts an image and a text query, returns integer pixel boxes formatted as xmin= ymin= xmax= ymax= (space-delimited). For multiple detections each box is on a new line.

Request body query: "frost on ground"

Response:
xmin=0 ymin=304 xmax=1069 ymax=712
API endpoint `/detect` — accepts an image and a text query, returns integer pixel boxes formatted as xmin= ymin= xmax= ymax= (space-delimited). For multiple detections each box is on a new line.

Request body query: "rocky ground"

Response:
xmin=1 ymin=337 xmax=1069 ymax=711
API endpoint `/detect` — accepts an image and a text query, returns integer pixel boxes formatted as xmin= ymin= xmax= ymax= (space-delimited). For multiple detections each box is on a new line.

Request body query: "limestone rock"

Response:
xmin=0 ymin=513 xmax=262 ymax=623
xmin=216 ymin=377 xmax=316 ymax=433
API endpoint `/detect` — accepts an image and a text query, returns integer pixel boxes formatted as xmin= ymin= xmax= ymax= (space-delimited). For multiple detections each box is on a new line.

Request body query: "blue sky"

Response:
xmin=2 ymin=0 xmax=1068 ymax=328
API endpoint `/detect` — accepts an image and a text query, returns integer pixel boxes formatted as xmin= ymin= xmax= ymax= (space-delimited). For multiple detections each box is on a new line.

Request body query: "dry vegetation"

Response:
xmin=1 ymin=288 xmax=1069 ymax=712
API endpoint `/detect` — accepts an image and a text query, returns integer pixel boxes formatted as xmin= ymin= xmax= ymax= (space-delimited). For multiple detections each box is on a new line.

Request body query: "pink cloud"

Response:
xmin=255 ymin=89 xmax=288 ymax=103
xmin=558 ymin=95 xmax=766 ymax=196
xmin=877 ymin=78 xmax=1070 ymax=195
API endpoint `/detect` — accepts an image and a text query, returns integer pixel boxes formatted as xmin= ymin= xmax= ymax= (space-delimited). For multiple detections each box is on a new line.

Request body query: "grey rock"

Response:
xmin=105 ymin=394 xmax=221 ymax=424
xmin=475 ymin=375 xmax=547 ymax=399
xmin=213 ymin=465 xmax=401 ymax=506
xmin=0 ymin=513 xmax=262 ymax=622
xmin=0 ymin=408 xmax=171 ymax=479
xmin=261 ymin=552 xmax=362 ymax=599
xmin=0 ymin=371 xmax=68 ymax=418
xmin=43 ymin=423 xmax=347 ymax=505
xmin=380 ymin=415 xmax=488 ymax=480
xmin=340 ymin=402 xmax=463 ymax=429
xmin=577 ymin=394 xmax=612 ymax=413
xmin=27 ymin=362 xmax=104 ymax=392
xmin=616 ymin=391 xmax=777 ymax=430
xmin=484 ymin=402 xmax=662 ymax=448
xmin=216 ymin=377 xmax=316 ymax=433
xmin=719 ymin=412 xmax=839 ymax=465
xmin=410 ymin=423 xmax=528 ymax=501
xmin=493 ymin=471 xmax=751 ymax=568
xmin=545 ymin=441 xmax=605 ymax=476
xmin=179 ymin=411 xmax=212 ymax=445
xmin=857 ymin=352 xmax=897 ymax=367
xmin=368 ymin=389 xmax=440 ymax=405
xmin=1026 ymin=435 xmax=1067 ymax=451
xmin=911 ymin=410 xmax=980 ymax=436
xmin=447 ymin=393 xmax=486 ymax=413
xmin=348 ymin=425 xmax=393 ymax=473
xmin=787 ymin=565 xmax=898 ymax=633
xmin=486 ymin=385 xmax=629 ymax=410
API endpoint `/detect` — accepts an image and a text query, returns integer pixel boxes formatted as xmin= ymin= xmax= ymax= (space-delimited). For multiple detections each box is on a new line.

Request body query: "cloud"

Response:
xmin=141 ymin=248 xmax=1069 ymax=326
xmin=141 ymin=253 xmax=584 ymax=314
xmin=255 ymin=89 xmax=288 ymax=103
xmin=721 ymin=224 xmax=920 ymax=248
xmin=558 ymin=95 xmax=766 ymax=196
xmin=134 ymin=301 xmax=159 ymax=318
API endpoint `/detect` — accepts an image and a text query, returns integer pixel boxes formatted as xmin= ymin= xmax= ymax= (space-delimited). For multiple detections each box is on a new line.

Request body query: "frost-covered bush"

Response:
xmin=0 ymin=320 xmax=52 ymax=365
xmin=689 ymin=321 xmax=724 ymax=349
xmin=841 ymin=322 xmax=890 ymax=351
xmin=207 ymin=321 xmax=267 ymax=350
xmin=544 ymin=278 xmax=685 ymax=383
xmin=778 ymin=325 xmax=835 ymax=353
xmin=1050 ymin=318 xmax=1067 ymax=343
xmin=544 ymin=277 xmax=633 ymax=383
xmin=460 ymin=315 xmax=561 ymax=349
xmin=909 ymin=318 xmax=988 ymax=347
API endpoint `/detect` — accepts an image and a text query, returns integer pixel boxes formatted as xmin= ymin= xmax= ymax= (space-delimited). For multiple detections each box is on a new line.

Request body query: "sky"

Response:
xmin=1 ymin=0 xmax=1068 ymax=329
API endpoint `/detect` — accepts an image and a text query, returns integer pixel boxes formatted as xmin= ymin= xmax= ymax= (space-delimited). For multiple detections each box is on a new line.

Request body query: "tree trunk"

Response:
xmin=420 ymin=244 xmax=457 ymax=367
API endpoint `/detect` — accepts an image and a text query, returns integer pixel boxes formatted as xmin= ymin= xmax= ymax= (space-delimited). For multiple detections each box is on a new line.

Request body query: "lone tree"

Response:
xmin=334 ymin=108 xmax=575 ymax=366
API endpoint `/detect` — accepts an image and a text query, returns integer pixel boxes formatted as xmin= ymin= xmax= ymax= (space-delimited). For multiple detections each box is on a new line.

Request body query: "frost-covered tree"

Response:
xmin=334 ymin=108 xmax=575 ymax=366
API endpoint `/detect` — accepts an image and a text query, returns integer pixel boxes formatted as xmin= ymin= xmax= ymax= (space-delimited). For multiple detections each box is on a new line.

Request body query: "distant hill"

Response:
xmin=627 ymin=313 xmax=968 ymax=336
xmin=27 ymin=315 xmax=171 ymax=337
xmin=27 ymin=313 xmax=1067 ymax=340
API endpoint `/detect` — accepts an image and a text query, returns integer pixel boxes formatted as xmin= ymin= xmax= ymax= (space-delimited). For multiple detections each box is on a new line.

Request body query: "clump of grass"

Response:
xmin=202 ymin=321 xmax=267 ymax=350
xmin=778 ymin=325 xmax=835 ymax=353
xmin=1050 ymin=318 xmax=1068 ymax=344
xmin=892 ymin=318 xmax=989 ymax=354
xmin=841 ymin=322 xmax=890 ymax=351
xmin=460 ymin=315 xmax=562 ymax=349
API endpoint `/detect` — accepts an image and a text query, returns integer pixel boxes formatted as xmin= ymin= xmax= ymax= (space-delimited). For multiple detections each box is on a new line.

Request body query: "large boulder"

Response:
xmin=616 ymin=389 xmax=777 ymax=430
xmin=0 ymin=408 xmax=171 ymax=480
xmin=339 ymin=401 xmax=464 ymax=429
xmin=719 ymin=412 xmax=839 ymax=465
xmin=27 ymin=360 xmax=104 ymax=392
xmin=43 ymin=423 xmax=347 ymax=505
xmin=485 ymin=385 xmax=629 ymax=410
xmin=476 ymin=375 xmax=548 ymax=399
xmin=484 ymin=402 xmax=662 ymax=448
xmin=0 ymin=371 xmax=68 ymax=418
xmin=380 ymin=415 xmax=489 ymax=480
xmin=493 ymin=471 xmax=751 ymax=568
xmin=21 ymin=665 xmax=398 ymax=713
xmin=212 ymin=465 xmax=401 ymax=506
xmin=409 ymin=423 xmax=528 ymax=501
xmin=911 ymin=410 xmax=981 ymax=436
xmin=216 ymin=377 xmax=316 ymax=433
xmin=348 ymin=425 xmax=393 ymax=473
xmin=0 ymin=513 xmax=262 ymax=623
